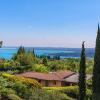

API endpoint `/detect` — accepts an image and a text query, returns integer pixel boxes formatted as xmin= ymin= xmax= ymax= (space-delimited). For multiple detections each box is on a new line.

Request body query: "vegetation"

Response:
xmin=0 ymin=46 xmax=94 ymax=100
xmin=0 ymin=41 xmax=3 ymax=48
xmin=2 ymin=73 xmax=41 ymax=88
xmin=42 ymin=57 xmax=48 ymax=66
xmin=0 ymin=73 xmax=75 ymax=100
xmin=92 ymin=24 xmax=100 ymax=100
xmin=44 ymin=86 xmax=92 ymax=99
xmin=1 ymin=25 xmax=100 ymax=100
xmin=78 ymin=42 xmax=86 ymax=100
xmin=0 ymin=44 xmax=94 ymax=99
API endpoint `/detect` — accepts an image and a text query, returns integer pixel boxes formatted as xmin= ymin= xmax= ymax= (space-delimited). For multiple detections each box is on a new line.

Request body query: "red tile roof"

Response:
xmin=53 ymin=70 xmax=75 ymax=79
xmin=17 ymin=70 xmax=75 ymax=81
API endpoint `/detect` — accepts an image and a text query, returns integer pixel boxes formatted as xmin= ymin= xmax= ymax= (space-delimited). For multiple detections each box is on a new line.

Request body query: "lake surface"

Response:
xmin=0 ymin=47 xmax=95 ymax=59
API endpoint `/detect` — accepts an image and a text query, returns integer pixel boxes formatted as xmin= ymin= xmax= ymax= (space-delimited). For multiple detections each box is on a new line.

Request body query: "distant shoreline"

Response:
xmin=0 ymin=47 xmax=95 ymax=59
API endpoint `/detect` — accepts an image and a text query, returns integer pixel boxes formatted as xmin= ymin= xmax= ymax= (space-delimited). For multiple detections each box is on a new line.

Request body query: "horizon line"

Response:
xmin=2 ymin=46 xmax=95 ymax=49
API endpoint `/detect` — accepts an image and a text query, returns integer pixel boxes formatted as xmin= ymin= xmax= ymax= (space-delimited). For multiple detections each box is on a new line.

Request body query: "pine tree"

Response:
xmin=22 ymin=47 xmax=25 ymax=54
xmin=78 ymin=41 xmax=86 ymax=100
xmin=93 ymin=24 xmax=100 ymax=100
xmin=17 ymin=46 xmax=25 ymax=55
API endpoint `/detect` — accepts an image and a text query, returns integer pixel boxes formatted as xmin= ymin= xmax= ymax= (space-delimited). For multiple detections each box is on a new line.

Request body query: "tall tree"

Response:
xmin=78 ymin=41 xmax=86 ymax=100
xmin=32 ymin=48 xmax=35 ymax=56
xmin=17 ymin=46 xmax=25 ymax=55
xmin=0 ymin=41 xmax=3 ymax=47
xmin=42 ymin=57 xmax=48 ymax=66
xmin=93 ymin=24 xmax=100 ymax=100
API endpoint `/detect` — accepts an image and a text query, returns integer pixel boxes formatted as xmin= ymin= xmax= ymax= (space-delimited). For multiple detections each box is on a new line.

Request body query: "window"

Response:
xmin=38 ymin=80 xmax=41 ymax=83
xmin=53 ymin=81 xmax=56 ymax=85
xmin=45 ymin=80 xmax=49 ymax=86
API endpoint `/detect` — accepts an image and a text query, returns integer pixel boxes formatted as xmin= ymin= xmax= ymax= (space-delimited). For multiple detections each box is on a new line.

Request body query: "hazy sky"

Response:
xmin=0 ymin=0 xmax=100 ymax=47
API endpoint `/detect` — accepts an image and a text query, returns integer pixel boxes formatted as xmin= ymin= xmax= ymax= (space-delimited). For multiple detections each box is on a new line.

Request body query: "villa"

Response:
xmin=17 ymin=70 xmax=92 ymax=87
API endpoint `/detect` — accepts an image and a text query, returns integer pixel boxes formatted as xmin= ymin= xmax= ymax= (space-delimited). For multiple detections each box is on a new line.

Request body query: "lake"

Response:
xmin=0 ymin=47 xmax=95 ymax=59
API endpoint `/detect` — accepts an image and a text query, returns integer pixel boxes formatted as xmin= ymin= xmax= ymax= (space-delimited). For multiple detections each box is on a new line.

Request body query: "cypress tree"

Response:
xmin=42 ymin=57 xmax=48 ymax=66
xmin=32 ymin=48 xmax=35 ymax=56
xmin=93 ymin=24 xmax=100 ymax=100
xmin=78 ymin=41 xmax=86 ymax=100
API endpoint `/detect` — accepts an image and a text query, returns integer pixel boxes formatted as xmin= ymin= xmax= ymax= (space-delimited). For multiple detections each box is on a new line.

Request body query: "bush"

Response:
xmin=12 ymin=81 xmax=28 ymax=98
xmin=26 ymin=88 xmax=74 ymax=100
xmin=46 ymin=90 xmax=75 ymax=100
xmin=30 ymin=64 xmax=49 ymax=72
xmin=7 ymin=94 xmax=22 ymax=100
xmin=0 ymin=88 xmax=22 ymax=100
xmin=2 ymin=73 xmax=41 ymax=88
xmin=43 ymin=86 xmax=92 ymax=99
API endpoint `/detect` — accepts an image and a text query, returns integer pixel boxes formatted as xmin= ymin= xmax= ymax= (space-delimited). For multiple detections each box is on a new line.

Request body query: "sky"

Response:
xmin=0 ymin=0 xmax=100 ymax=48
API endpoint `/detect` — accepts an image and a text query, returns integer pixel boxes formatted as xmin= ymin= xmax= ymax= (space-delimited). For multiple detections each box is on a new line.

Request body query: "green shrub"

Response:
xmin=7 ymin=94 xmax=22 ymax=100
xmin=12 ymin=81 xmax=28 ymax=98
xmin=46 ymin=90 xmax=75 ymax=100
xmin=2 ymin=73 xmax=41 ymax=88
xmin=31 ymin=64 xmax=49 ymax=72
xmin=27 ymin=88 xmax=74 ymax=100
xmin=44 ymin=86 xmax=92 ymax=99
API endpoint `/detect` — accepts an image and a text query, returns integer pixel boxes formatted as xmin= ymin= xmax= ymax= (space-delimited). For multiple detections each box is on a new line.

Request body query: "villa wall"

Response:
xmin=40 ymin=80 xmax=45 ymax=86
xmin=49 ymin=80 xmax=61 ymax=87
xmin=34 ymin=78 xmax=75 ymax=87
xmin=37 ymin=79 xmax=62 ymax=87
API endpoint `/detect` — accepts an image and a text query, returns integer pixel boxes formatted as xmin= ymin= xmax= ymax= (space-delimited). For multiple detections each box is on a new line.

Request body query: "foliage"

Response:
xmin=0 ymin=46 xmax=94 ymax=99
xmin=2 ymin=73 xmax=41 ymax=88
xmin=87 ymin=79 xmax=92 ymax=90
xmin=7 ymin=94 xmax=22 ymax=100
xmin=44 ymin=86 xmax=92 ymax=99
xmin=0 ymin=75 xmax=75 ymax=100
xmin=0 ymin=89 xmax=22 ymax=100
xmin=92 ymin=24 xmax=100 ymax=99
xmin=46 ymin=90 xmax=75 ymax=100
xmin=46 ymin=58 xmax=93 ymax=74
xmin=0 ymin=56 xmax=93 ymax=74
xmin=78 ymin=42 xmax=86 ymax=100
xmin=0 ymin=76 xmax=21 ymax=100
xmin=12 ymin=46 xmax=36 ymax=68
xmin=17 ymin=46 xmax=25 ymax=55
xmin=25 ymin=88 xmax=74 ymax=100
xmin=12 ymin=81 xmax=28 ymax=98
xmin=42 ymin=57 xmax=48 ymax=66
xmin=30 ymin=64 xmax=49 ymax=72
